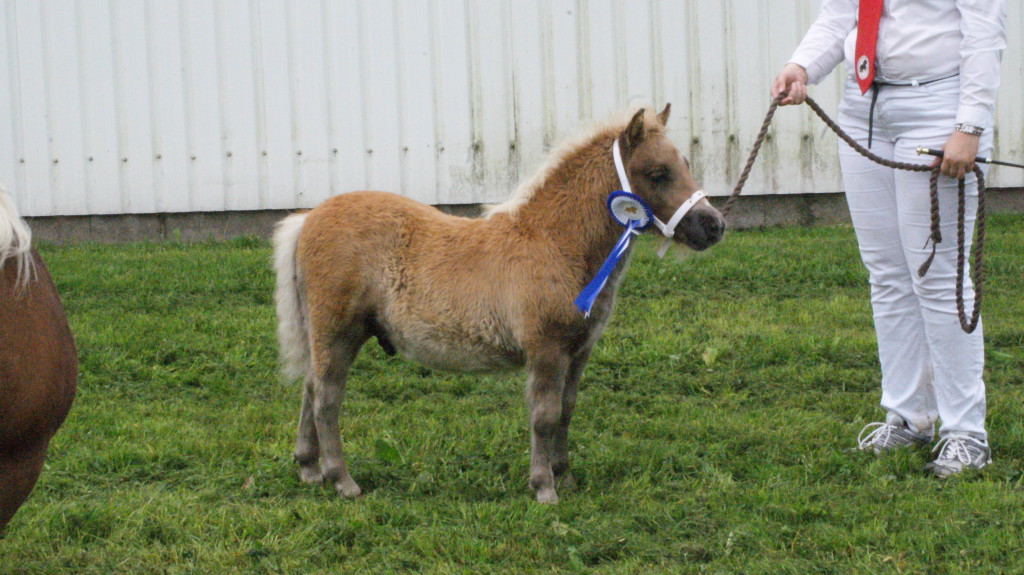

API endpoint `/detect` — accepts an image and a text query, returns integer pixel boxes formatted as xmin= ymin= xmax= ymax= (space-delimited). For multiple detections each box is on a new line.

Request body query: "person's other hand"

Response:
xmin=932 ymin=131 xmax=980 ymax=179
xmin=771 ymin=63 xmax=809 ymax=106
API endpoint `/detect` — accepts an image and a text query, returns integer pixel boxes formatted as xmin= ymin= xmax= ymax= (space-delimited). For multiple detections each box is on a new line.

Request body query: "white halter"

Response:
xmin=612 ymin=138 xmax=706 ymax=258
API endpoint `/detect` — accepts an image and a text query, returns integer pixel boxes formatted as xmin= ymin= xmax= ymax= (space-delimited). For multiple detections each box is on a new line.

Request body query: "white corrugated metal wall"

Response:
xmin=1 ymin=0 xmax=1021 ymax=217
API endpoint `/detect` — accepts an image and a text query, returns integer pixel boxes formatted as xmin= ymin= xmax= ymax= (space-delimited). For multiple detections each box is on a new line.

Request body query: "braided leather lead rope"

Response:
xmin=722 ymin=95 xmax=984 ymax=334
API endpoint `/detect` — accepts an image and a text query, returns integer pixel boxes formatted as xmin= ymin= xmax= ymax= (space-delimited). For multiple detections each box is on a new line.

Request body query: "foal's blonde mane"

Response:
xmin=484 ymin=107 xmax=665 ymax=218
xmin=0 ymin=184 xmax=34 ymax=287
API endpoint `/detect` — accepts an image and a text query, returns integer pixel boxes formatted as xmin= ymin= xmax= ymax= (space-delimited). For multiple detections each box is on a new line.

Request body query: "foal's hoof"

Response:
xmin=558 ymin=472 xmax=578 ymax=490
xmin=535 ymin=488 xmax=559 ymax=505
xmin=298 ymin=465 xmax=324 ymax=485
xmin=335 ymin=480 xmax=363 ymax=499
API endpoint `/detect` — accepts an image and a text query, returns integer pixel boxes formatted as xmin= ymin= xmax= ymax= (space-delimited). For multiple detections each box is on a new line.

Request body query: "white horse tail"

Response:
xmin=273 ymin=212 xmax=311 ymax=382
xmin=0 ymin=184 xmax=34 ymax=287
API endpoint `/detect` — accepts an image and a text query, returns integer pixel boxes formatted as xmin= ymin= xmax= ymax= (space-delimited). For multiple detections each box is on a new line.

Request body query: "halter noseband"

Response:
xmin=612 ymin=138 xmax=707 ymax=257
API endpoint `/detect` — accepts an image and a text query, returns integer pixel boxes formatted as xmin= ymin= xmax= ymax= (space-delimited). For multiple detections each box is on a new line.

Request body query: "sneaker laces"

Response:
xmin=857 ymin=422 xmax=891 ymax=450
xmin=931 ymin=435 xmax=987 ymax=465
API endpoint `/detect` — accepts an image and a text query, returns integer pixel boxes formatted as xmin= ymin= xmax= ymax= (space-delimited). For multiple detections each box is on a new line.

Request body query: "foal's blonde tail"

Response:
xmin=0 ymin=184 xmax=34 ymax=288
xmin=273 ymin=212 xmax=311 ymax=382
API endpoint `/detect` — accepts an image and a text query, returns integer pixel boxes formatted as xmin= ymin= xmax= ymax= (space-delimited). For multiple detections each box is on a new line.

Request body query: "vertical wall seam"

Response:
xmin=507 ymin=0 xmax=521 ymax=151
xmin=39 ymin=1 xmax=57 ymax=214
xmin=214 ymin=0 xmax=228 ymax=211
xmin=612 ymin=0 xmax=626 ymax=106
xmin=684 ymin=0 xmax=703 ymax=183
xmin=465 ymin=0 xmax=482 ymax=177
xmin=284 ymin=0 xmax=301 ymax=205
xmin=4 ymin=2 xmax=26 ymax=200
xmin=178 ymin=0 xmax=197 ymax=212
xmin=250 ymin=0 xmax=268 ymax=209
xmin=574 ymin=0 xmax=591 ymax=121
xmin=762 ymin=0 xmax=776 ymax=193
xmin=425 ymin=0 xmax=442 ymax=203
xmin=109 ymin=0 xmax=129 ymax=212
xmin=356 ymin=0 xmax=373 ymax=188
xmin=319 ymin=0 xmax=335 ymax=198
xmin=538 ymin=0 xmax=553 ymax=148
xmin=428 ymin=0 xmax=445 ymax=199
xmin=143 ymin=0 xmax=163 ymax=212
xmin=649 ymin=0 xmax=663 ymax=108
xmin=501 ymin=0 xmax=517 ymax=187
xmin=723 ymin=0 xmax=737 ymax=184
xmin=74 ymin=0 xmax=92 ymax=213
xmin=393 ymin=0 xmax=407 ymax=197
xmin=219 ymin=0 xmax=239 ymax=211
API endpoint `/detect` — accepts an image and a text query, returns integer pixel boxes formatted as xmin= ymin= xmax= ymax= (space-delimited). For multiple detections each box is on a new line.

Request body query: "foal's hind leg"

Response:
xmin=294 ymin=373 xmax=322 ymax=484
xmin=525 ymin=346 xmax=571 ymax=504
xmin=309 ymin=335 xmax=365 ymax=498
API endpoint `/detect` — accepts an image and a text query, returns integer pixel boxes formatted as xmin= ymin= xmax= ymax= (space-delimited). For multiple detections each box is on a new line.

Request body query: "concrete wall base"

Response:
xmin=24 ymin=189 xmax=1024 ymax=244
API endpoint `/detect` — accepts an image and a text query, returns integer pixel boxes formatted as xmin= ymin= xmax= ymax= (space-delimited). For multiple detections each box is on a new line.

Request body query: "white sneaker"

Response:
xmin=926 ymin=435 xmax=991 ymax=478
xmin=857 ymin=421 xmax=932 ymax=453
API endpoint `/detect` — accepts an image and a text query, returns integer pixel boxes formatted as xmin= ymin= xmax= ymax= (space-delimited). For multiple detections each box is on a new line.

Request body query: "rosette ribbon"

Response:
xmin=574 ymin=191 xmax=652 ymax=316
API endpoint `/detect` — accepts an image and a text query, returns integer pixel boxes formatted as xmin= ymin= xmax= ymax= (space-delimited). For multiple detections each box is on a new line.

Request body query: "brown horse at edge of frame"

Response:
xmin=0 ymin=187 xmax=77 ymax=534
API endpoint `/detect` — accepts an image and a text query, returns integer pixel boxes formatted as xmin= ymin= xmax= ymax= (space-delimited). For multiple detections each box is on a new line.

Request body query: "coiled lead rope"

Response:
xmin=722 ymin=94 xmax=984 ymax=333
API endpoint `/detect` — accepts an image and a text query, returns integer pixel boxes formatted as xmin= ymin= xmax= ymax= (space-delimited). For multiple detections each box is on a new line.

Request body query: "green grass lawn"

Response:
xmin=3 ymin=215 xmax=1024 ymax=574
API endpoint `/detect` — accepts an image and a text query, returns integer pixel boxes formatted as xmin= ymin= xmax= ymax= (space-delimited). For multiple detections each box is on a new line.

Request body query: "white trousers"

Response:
xmin=837 ymin=76 xmax=989 ymax=440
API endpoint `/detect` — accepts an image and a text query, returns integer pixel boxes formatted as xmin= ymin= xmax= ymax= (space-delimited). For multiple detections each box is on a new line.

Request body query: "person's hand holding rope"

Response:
xmin=771 ymin=63 xmax=809 ymax=106
xmin=938 ymin=131 xmax=980 ymax=180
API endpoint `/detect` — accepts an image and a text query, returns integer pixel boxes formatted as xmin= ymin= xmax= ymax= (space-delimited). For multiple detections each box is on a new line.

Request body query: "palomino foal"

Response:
xmin=273 ymin=105 xmax=724 ymax=503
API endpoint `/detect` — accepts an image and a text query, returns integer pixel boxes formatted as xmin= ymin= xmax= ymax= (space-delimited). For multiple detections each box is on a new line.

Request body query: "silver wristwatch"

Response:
xmin=954 ymin=123 xmax=984 ymax=136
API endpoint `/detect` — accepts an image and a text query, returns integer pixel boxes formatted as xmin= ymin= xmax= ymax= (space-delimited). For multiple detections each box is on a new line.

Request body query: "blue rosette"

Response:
xmin=574 ymin=192 xmax=653 ymax=315
xmin=607 ymin=191 xmax=653 ymax=229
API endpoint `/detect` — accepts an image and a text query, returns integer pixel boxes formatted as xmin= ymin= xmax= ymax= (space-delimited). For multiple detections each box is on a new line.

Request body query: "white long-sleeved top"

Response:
xmin=788 ymin=0 xmax=1007 ymax=128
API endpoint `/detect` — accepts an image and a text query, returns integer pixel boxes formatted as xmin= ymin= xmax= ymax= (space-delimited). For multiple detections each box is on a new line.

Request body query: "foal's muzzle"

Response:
xmin=678 ymin=205 xmax=726 ymax=251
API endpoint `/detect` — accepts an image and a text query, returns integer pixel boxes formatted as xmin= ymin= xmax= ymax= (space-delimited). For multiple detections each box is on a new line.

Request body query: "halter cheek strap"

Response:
xmin=612 ymin=138 xmax=707 ymax=257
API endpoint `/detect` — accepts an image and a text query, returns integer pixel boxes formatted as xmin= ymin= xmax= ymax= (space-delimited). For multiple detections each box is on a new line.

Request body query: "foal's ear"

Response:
xmin=657 ymin=103 xmax=671 ymax=126
xmin=623 ymin=108 xmax=647 ymax=151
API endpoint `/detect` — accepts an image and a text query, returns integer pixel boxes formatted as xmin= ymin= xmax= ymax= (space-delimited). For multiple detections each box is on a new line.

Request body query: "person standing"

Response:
xmin=771 ymin=0 xmax=1007 ymax=477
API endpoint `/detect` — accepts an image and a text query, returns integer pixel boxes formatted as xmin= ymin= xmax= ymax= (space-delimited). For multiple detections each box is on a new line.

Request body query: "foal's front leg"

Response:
xmin=551 ymin=348 xmax=592 ymax=488
xmin=525 ymin=348 xmax=571 ymax=504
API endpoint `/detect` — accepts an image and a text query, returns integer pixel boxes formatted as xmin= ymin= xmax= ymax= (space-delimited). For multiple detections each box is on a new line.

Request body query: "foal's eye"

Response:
xmin=647 ymin=168 xmax=672 ymax=186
